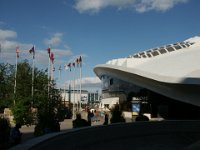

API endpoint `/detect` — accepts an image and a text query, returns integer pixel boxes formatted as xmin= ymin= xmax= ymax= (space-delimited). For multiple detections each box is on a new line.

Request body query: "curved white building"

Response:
xmin=94 ymin=36 xmax=200 ymax=118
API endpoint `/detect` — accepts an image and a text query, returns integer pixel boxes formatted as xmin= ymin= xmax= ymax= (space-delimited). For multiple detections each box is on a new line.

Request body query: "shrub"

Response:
xmin=110 ymin=104 xmax=125 ymax=124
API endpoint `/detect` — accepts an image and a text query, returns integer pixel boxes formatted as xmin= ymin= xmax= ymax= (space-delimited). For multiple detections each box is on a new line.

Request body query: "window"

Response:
xmin=166 ymin=47 xmax=175 ymax=52
xmin=133 ymin=54 xmax=141 ymax=58
xmin=151 ymin=51 xmax=159 ymax=56
xmin=174 ymin=45 xmax=182 ymax=50
xmin=141 ymin=54 xmax=147 ymax=58
xmin=147 ymin=53 xmax=152 ymax=57
xmin=159 ymin=48 xmax=167 ymax=54
xmin=110 ymin=78 xmax=113 ymax=85
xmin=185 ymin=43 xmax=190 ymax=47
xmin=180 ymin=44 xmax=186 ymax=48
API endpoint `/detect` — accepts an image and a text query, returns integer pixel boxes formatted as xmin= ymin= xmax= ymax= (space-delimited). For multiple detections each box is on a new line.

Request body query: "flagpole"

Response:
xmin=14 ymin=47 xmax=18 ymax=105
xmin=31 ymin=46 xmax=35 ymax=100
xmin=48 ymin=55 xmax=50 ymax=98
xmin=79 ymin=61 xmax=82 ymax=112
xmin=51 ymin=62 xmax=54 ymax=81
xmin=73 ymin=65 xmax=76 ymax=119
xmin=64 ymin=81 xmax=66 ymax=107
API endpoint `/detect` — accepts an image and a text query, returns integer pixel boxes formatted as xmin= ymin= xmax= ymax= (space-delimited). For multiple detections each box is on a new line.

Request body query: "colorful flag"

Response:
xmin=16 ymin=46 xmax=19 ymax=58
xmin=50 ymin=52 xmax=54 ymax=63
xmin=76 ymin=58 xmax=79 ymax=65
xmin=67 ymin=63 xmax=71 ymax=71
xmin=76 ymin=56 xmax=82 ymax=67
xmin=64 ymin=64 xmax=68 ymax=70
xmin=72 ymin=62 xmax=75 ymax=68
xmin=29 ymin=46 xmax=35 ymax=59
xmin=47 ymin=48 xmax=51 ymax=57
xmin=79 ymin=56 xmax=82 ymax=67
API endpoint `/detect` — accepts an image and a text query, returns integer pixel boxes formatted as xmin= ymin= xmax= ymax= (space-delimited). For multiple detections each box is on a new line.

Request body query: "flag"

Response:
xmin=29 ymin=46 xmax=35 ymax=59
xmin=79 ymin=56 xmax=82 ymax=67
xmin=58 ymin=65 xmax=62 ymax=71
xmin=76 ymin=56 xmax=82 ymax=67
xmin=50 ymin=52 xmax=54 ymax=63
xmin=76 ymin=58 xmax=79 ymax=67
xmin=64 ymin=64 xmax=68 ymax=70
xmin=16 ymin=46 xmax=19 ymax=58
xmin=47 ymin=47 xmax=51 ymax=57
xmin=72 ymin=62 xmax=75 ymax=68
xmin=67 ymin=63 xmax=71 ymax=71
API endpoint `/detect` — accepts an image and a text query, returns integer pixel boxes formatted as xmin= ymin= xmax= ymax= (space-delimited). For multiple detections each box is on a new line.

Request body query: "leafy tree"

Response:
xmin=0 ymin=61 xmax=63 ymax=130
xmin=0 ymin=63 xmax=15 ymax=110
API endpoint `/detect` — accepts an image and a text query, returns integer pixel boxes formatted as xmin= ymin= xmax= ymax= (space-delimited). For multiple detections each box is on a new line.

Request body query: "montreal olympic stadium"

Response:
xmin=94 ymin=36 xmax=200 ymax=119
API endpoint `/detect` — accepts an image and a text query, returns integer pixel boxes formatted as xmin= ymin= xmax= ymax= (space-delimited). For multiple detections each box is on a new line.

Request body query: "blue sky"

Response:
xmin=0 ymin=0 xmax=200 ymax=91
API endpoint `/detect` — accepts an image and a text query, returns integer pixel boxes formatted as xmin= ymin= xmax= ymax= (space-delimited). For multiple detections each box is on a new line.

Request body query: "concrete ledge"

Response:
xmin=10 ymin=121 xmax=200 ymax=150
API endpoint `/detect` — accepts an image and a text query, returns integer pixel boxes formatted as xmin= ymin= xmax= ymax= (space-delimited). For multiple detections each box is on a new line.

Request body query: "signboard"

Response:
xmin=132 ymin=103 xmax=140 ymax=116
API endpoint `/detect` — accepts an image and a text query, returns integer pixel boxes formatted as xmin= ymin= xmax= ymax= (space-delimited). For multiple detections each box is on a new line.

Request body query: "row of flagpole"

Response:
xmin=13 ymin=46 xmax=82 ymax=110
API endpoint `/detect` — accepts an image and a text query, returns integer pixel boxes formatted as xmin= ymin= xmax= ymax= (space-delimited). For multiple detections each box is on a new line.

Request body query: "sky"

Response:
xmin=0 ymin=0 xmax=200 ymax=92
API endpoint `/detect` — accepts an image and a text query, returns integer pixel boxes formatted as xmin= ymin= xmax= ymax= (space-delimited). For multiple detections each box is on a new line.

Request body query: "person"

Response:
xmin=87 ymin=109 xmax=94 ymax=126
xmin=103 ymin=113 xmax=109 ymax=125
xmin=73 ymin=113 xmax=89 ymax=128
xmin=10 ymin=123 xmax=22 ymax=146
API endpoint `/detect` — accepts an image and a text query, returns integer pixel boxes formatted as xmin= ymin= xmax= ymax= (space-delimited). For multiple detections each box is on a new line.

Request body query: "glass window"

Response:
xmin=166 ymin=45 xmax=171 ymax=47
xmin=110 ymin=78 xmax=113 ymax=85
xmin=166 ymin=47 xmax=175 ymax=52
xmin=151 ymin=51 xmax=159 ymax=56
xmin=153 ymin=48 xmax=158 ymax=51
xmin=181 ymin=44 xmax=186 ymax=48
xmin=174 ymin=45 xmax=182 ymax=50
xmin=185 ymin=43 xmax=190 ymax=47
xmin=147 ymin=53 xmax=152 ymax=57
xmin=147 ymin=50 xmax=152 ymax=53
xmin=141 ymin=54 xmax=147 ymax=58
xmin=133 ymin=54 xmax=141 ymax=58
xmin=159 ymin=48 xmax=167 ymax=54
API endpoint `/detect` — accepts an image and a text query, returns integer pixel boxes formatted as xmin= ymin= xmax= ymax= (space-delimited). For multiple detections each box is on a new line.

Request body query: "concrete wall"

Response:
xmin=11 ymin=121 xmax=200 ymax=150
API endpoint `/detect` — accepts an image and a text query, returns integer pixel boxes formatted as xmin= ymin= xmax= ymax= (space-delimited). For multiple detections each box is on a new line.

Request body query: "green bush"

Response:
xmin=0 ymin=117 xmax=11 ymax=150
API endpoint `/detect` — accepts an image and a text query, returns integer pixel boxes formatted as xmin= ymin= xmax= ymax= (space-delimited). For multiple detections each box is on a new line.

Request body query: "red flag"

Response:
xmin=50 ymin=52 xmax=54 ymax=63
xmin=29 ymin=46 xmax=35 ymax=59
xmin=16 ymin=46 xmax=19 ymax=58
xmin=47 ymin=48 xmax=51 ymax=57
xmin=79 ymin=56 xmax=82 ymax=67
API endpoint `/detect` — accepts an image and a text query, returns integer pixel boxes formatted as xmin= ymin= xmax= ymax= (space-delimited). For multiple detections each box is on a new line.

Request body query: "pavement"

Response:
xmin=20 ymin=119 xmax=73 ymax=143
xmin=20 ymin=111 xmax=106 ymax=143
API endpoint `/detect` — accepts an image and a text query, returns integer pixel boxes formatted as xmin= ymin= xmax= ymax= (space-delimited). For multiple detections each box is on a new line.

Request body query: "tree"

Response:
xmin=0 ymin=61 xmax=63 ymax=131
xmin=0 ymin=63 xmax=15 ymax=111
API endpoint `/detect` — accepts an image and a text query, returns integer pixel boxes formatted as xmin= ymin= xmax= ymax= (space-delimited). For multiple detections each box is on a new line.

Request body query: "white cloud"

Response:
xmin=74 ymin=0 xmax=189 ymax=13
xmin=59 ymin=76 xmax=101 ymax=92
xmin=0 ymin=29 xmax=73 ymax=68
xmin=44 ymin=32 xmax=63 ymax=46
xmin=81 ymin=76 xmax=101 ymax=85
xmin=0 ymin=29 xmax=17 ymax=40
